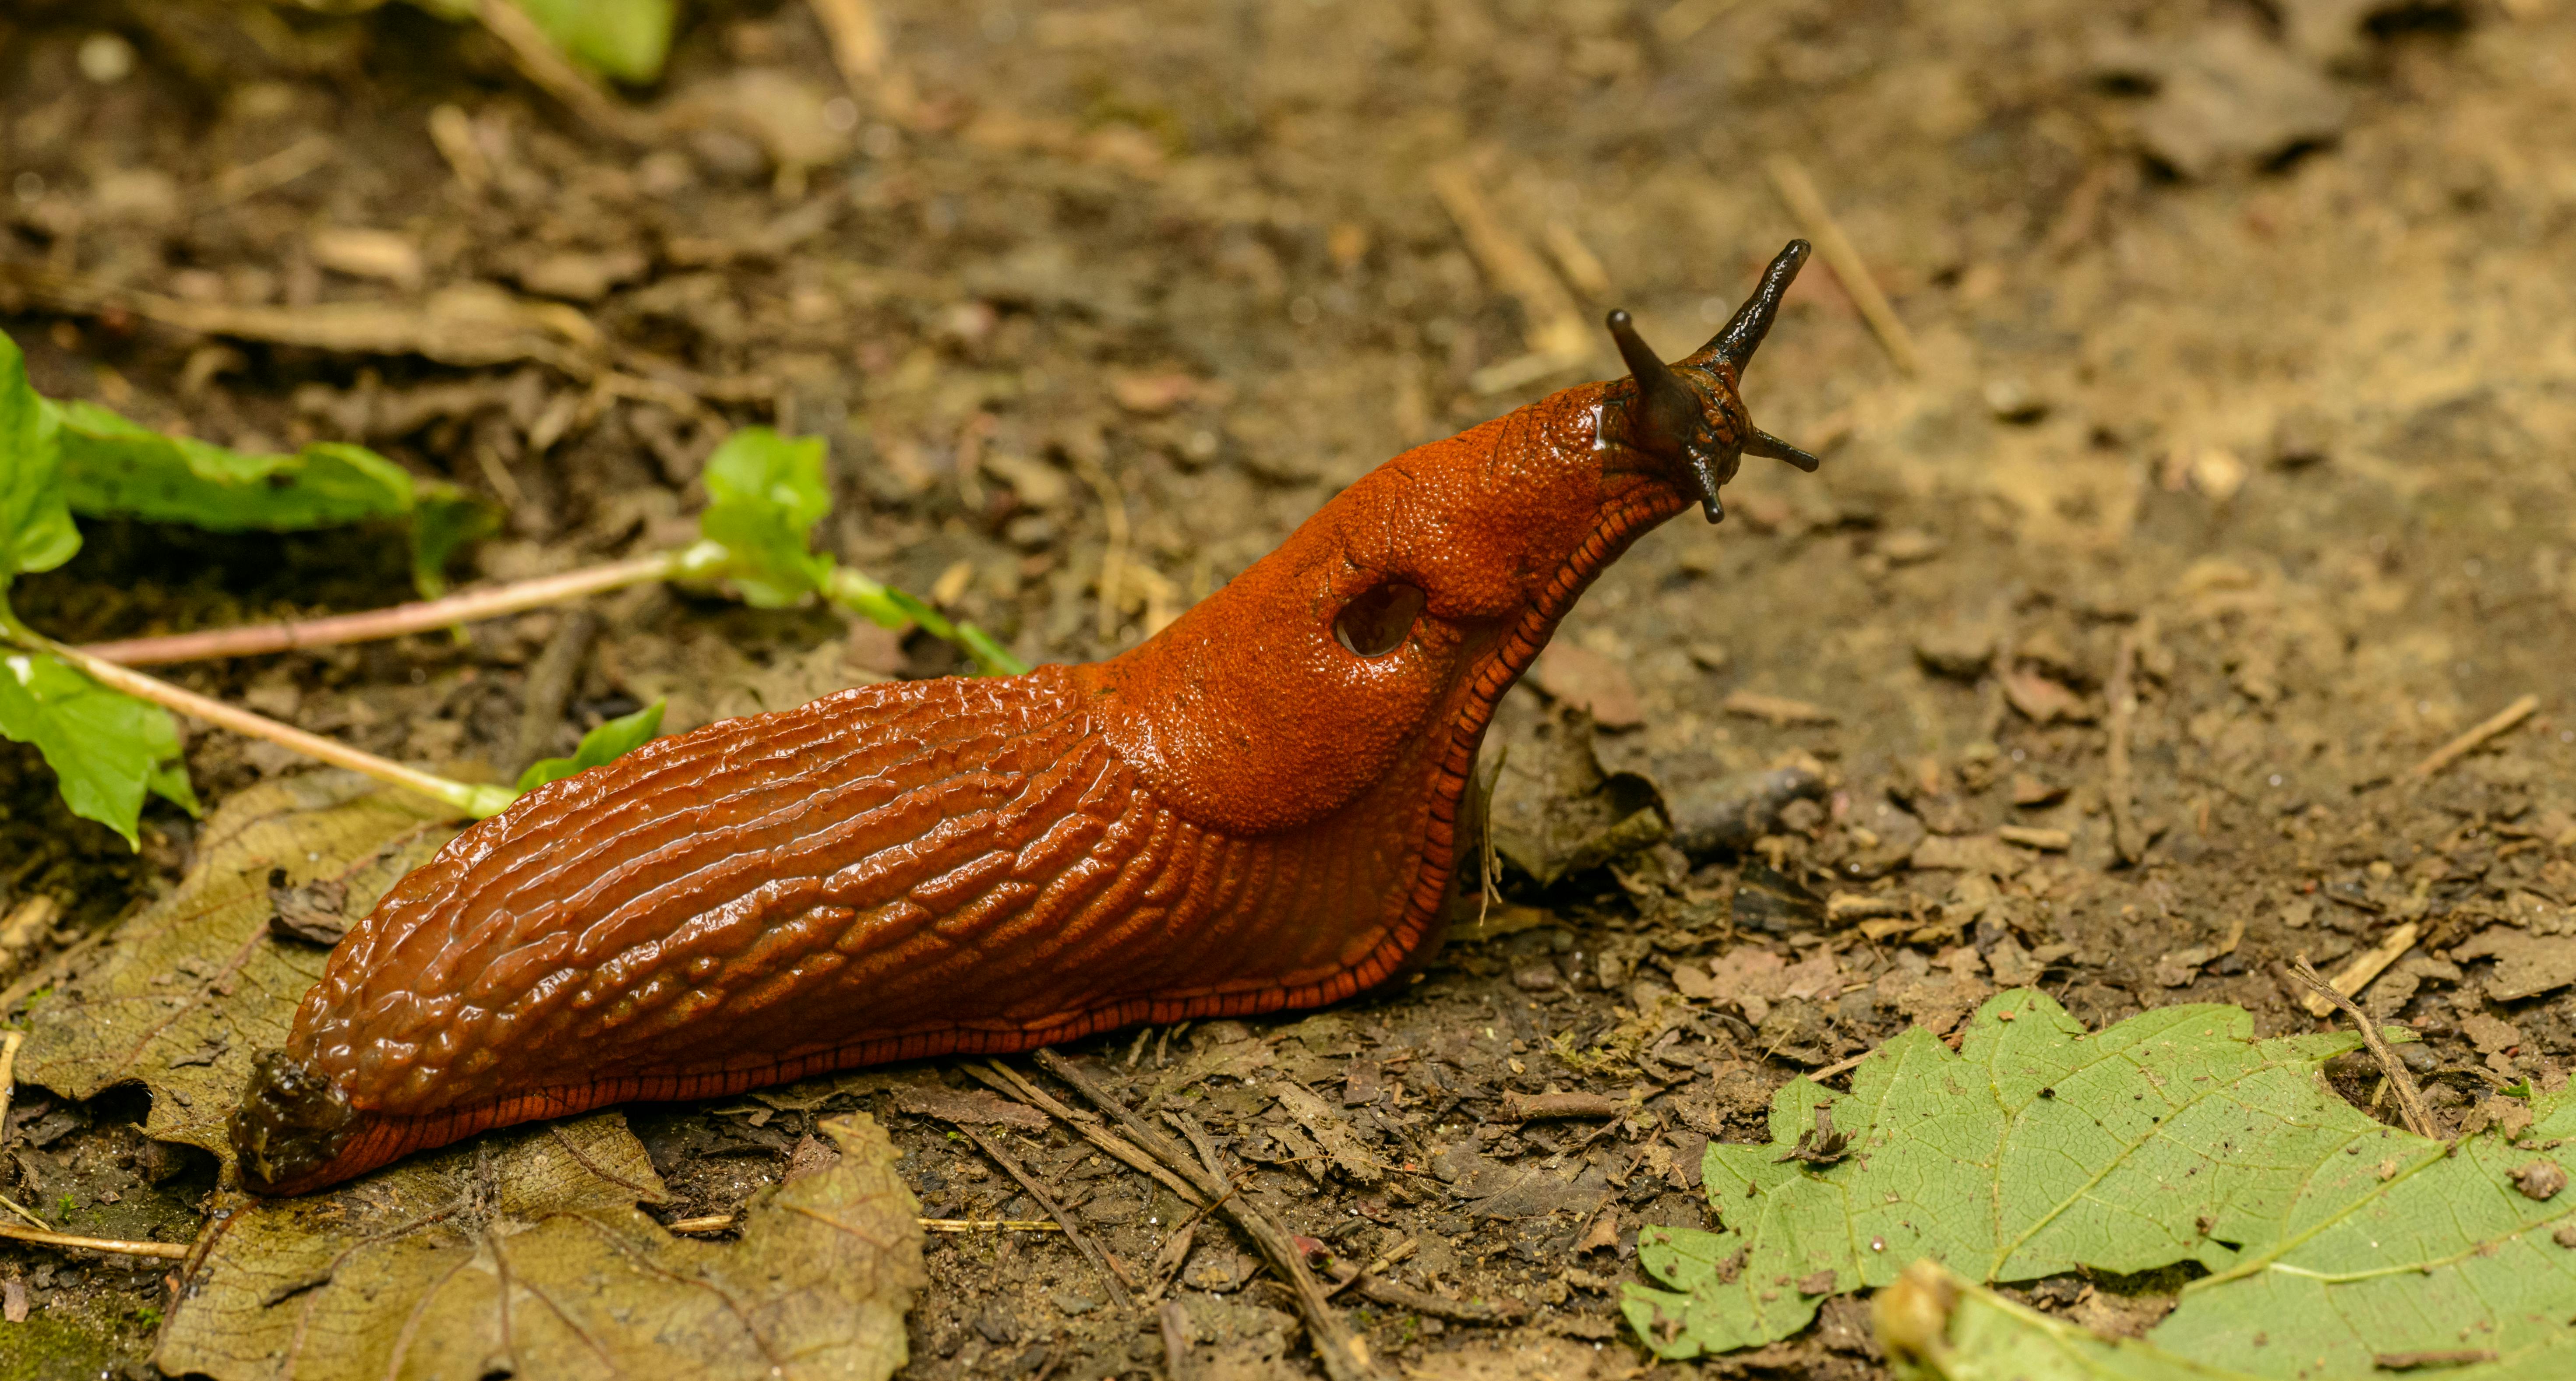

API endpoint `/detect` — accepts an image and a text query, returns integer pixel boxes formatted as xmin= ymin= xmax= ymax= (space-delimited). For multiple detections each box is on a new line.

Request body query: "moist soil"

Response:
xmin=4 ymin=1 xmax=2575 ymax=1377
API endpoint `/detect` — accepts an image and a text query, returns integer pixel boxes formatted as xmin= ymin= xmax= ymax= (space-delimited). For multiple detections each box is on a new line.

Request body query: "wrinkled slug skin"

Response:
xmin=241 ymin=244 xmax=1819 ymax=1192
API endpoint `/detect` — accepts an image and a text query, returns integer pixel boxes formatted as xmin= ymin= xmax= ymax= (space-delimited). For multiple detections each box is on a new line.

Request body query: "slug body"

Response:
xmin=234 ymin=243 xmax=1825 ymax=1193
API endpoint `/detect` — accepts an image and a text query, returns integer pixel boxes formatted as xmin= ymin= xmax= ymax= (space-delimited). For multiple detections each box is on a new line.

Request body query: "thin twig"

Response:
xmin=1326 ymin=1237 xmax=1417 ymax=1300
xmin=1805 ymin=1049 xmax=1871 ymax=1084
xmin=669 ymin=1212 xmax=1066 ymax=1236
xmin=953 ymin=1123 xmax=1136 ymax=1311
xmin=473 ymin=0 xmax=659 ymax=142
xmin=38 ymin=634 xmax=513 ymax=820
xmin=81 ymin=550 xmax=692 ymax=667
xmin=1764 ymin=155 xmax=1921 ymax=377
xmin=0 ymin=1030 xmax=21 ymax=1156
xmin=0 ymin=1222 xmax=188 ymax=1260
xmin=2301 ymin=921 xmax=2420 ymax=1019
xmin=2291 ymin=956 xmax=2438 ymax=1139
xmin=1352 ymin=1275 xmax=1523 ymax=1325
xmin=807 ymin=0 xmax=886 ymax=85
xmin=1072 ymin=456 xmax=1132 ymax=644
xmin=1030 ymin=1050 xmax=1379 ymax=1381
xmin=2104 ymin=623 xmax=2147 ymax=865
xmin=0 ymin=927 xmax=106 ymax=1017
xmin=513 ymin=607 xmax=602 ymax=772
xmin=965 ymin=1062 xmax=1206 ymax=1208
xmin=1161 ymin=1299 xmax=1193 ymax=1381
xmin=1428 ymin=160 xmax=1591 ymax=366
xmin=2405 ymin=694 xmax=2540 ymax=782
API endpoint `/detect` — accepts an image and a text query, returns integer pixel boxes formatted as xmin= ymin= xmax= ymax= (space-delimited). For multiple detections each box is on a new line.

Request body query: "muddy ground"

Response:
xmin=3 ymin=0 xmax=2574 ymax=1376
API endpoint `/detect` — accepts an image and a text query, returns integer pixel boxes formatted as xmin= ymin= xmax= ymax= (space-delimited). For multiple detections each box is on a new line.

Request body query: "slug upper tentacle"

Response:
xmin=230 ymin=239 xmax=1827 ymax=1194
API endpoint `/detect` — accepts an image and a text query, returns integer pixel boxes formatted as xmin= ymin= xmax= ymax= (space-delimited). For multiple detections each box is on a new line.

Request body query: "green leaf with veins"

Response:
xmin=1877 ymin=1257 xmax=2576 ymax=1381
xmin=0 ymin=647 xmax=197 ymax=846
xmin=0 ymin=331 xmax=79 ymax=580
xmin=1637 ymin=990 xmax=2576 ymax=1378
xmin=699 ymin=427 xmax=833 ymax=608
xmin=516 ymin=698 xmax=665 ymax=792
xmin=53 ymin=399 xmax=420 ymax=529
xmin=50 ymin=398 xmax=497 ymax=595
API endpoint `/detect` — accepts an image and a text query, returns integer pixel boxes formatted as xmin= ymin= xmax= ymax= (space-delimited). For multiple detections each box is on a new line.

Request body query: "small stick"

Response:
xmin=2405 ymin=694 xmax=2540 ymax=782
xmin=1327 ymin=1237 xmax=1417 ymax=1300
xmin=964 ymin=1062 xmax=1207 ymax=1208
xmin=80 ymin=550 xmax=692 ymax=667
xmin=473 ymin=0 xmax=657 ymax=143
xmin=953 ymin=1122 xmax=1135 ymax=1311
xmin=0 ymin=1030 xmax=22 ymax=1158
xmin=920 ymin=1218 xmax=1062 ymax=1233
xmin=1805 ymin=1049 xmax=1871 ymax=1084
xmin=0 ymin=1223 xmax=189 ymax=1261
xmin=1072 ymin=456 xmax=1132 ymax=643
xmin=513 ymin=607 xmax=602 ymax=772
xmin=1429 ymin=161 xmax=1591 ymax=363
xmin=1352 ymin=1275 xmax=1523 ymax=1325
xmin=2301 ymin=922 xmax=2419 ymax=1019
xmin=2104 ymin=625 xmax=2147 ymax=865
xmin=808 ymin=0 xmax=886 ymax=85
xmin=1161 ymin=1299 xmax=1193 ymax=1381
xmin=1654 ymin=0 xmax=1746 ymax=43
xmin=1764 ymin=155 xmax=1921 ymax=377
xmin=1031 ymin=1050 xmax=1379 ymax=1381
xmin=2291 ymin=956 xmax=2438 ymax=1139
xmin=37 ymin=634 xmax=513 ymax=820
xmin=0 ymin=927 xmax=106 ymax=1017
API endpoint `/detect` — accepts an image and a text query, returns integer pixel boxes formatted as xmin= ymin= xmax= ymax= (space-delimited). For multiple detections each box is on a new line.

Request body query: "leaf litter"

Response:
xmin=18 ymin=772 xmax=460 ymax=1160
xmin=1631 ymin=989 xmax=2576 ymax=1378
xmin=156 ymin=1110 xmax=924 ymax=1381
xmin=14 ymin=770 xmax=925 ymax=1381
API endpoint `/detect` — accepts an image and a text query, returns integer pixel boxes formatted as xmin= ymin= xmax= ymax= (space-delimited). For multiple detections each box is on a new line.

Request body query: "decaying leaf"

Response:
xmin=265 ymin=870 xmax=350 ymax=947
xmin=155 ymin=1111 xmax=925 ymax=1381
xmin=19 ymin=772 xmax=460 ymax=1159
xmin=1486 ymin=711 xmax=1667 ymax=887
xmin=1632 ymin=989 xmax=2576 ymax=1376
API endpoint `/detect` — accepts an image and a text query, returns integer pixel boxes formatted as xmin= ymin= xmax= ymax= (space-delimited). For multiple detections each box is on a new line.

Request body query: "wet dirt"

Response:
xmin=3 ymin=0 xmax=2574 ymax=1376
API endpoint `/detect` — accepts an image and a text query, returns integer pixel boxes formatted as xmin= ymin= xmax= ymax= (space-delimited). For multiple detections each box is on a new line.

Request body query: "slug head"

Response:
xmin=229 ymin=1049 xmax=362 ymax=1194
xmin=1599 ymin=238 xmax=1821 ymax=523
xmin=1088 ymin=241 xmax=1821 ymax=838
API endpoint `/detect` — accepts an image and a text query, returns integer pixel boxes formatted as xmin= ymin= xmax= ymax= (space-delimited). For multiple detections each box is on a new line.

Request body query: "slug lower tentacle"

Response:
xmin=233 ymin=240 xmax=1825 ymax=1194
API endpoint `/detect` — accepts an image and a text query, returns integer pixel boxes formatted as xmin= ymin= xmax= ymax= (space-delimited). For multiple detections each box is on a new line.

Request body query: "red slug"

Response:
xmin=230 ymin=241 xmax=1825 ymax=1194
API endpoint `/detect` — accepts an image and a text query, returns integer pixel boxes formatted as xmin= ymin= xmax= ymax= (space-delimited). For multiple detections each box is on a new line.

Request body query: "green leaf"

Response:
xmin=1876 ymin=1263 xmax=2263 ymax=1381
xmin=0 ymin=331 xmax=79 ymax=579
xmin=1638 ymin=991 xmax=2576 ymax=1378
xmin=51 ymin=397 xmax=498 ymax=595
xmin=955 ymin=622 xmax=1030 ymax=676
xmin=0 ymin=647 xmax=198 ymax=847
xmin=409 ymin=486 xmax=501 ymax=597
xmin=1877 ymin=1259 xmax=2576 ymax=1381
xmin=699 ymin=428 xmax=832 ymax=608
xmin=516 ymin=698 xmax=664 ymax=792
xmin=53 ymin=399 xmax=418 ymax=530
xmin=515 ymin=0 xmax=677 ymax=83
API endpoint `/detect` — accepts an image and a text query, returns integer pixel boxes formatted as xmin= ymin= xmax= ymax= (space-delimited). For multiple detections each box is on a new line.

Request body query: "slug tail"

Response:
xmin=229 ymin=1050 xmax=366 ymax=1195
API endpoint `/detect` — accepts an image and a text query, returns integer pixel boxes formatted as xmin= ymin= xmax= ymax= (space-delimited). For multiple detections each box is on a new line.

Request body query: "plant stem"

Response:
xmin=79 ymin=545 xmax=717 ymax=667
xmin=37 ymin=635 xmax=515 ymax=819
